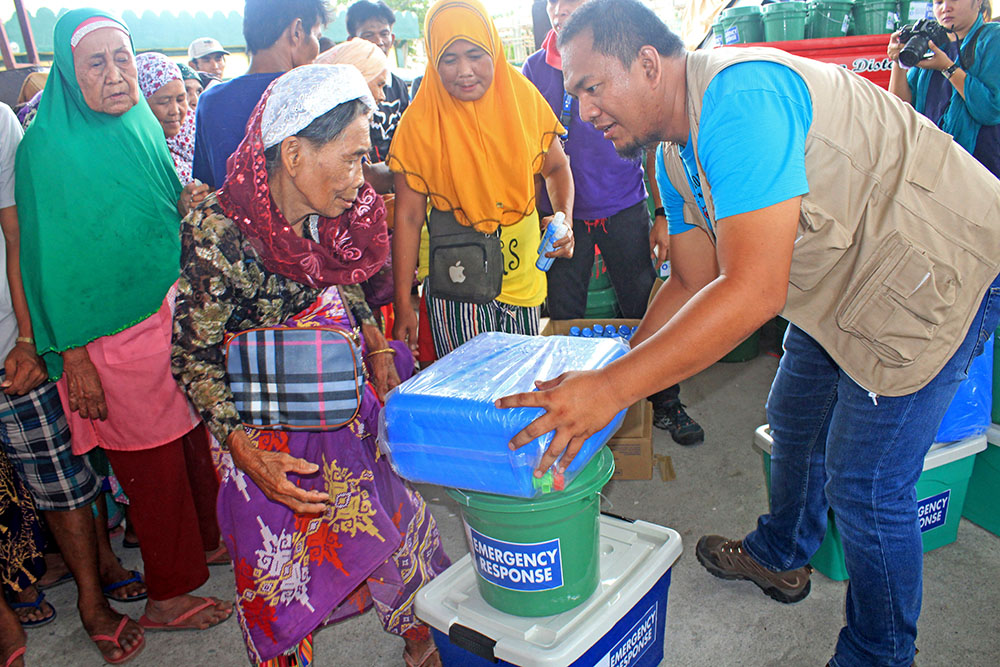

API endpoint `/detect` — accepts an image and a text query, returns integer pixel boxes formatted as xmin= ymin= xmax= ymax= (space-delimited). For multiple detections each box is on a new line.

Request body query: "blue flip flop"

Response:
xmin=102 ymin=570 xmax=147 ymax=602
xmin=11 ymin=591 xmax=57 ymax=628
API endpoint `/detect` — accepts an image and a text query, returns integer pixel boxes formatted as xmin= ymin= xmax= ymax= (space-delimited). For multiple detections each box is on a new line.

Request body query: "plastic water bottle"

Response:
xmin=603 ymin=327 xmax=617 ymax=338
xmin=618 ymin=325 xmax=632 ymax=339
xmin=535 ymin=212 xmax=569 ymax=271
xmin=569 ymin=326 xmax=581 ymax=337
xmin=581 ymin=327 xmax=594 ymax=338
xmin=592 ymin=324 xmax=604 ymax=336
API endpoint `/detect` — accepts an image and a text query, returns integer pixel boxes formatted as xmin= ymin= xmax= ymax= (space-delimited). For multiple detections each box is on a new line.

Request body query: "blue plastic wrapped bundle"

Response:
xmin=378 ymin=332 xmax=628 ymax=497
xmin=935 ymin=335 xmax=993 ymax=443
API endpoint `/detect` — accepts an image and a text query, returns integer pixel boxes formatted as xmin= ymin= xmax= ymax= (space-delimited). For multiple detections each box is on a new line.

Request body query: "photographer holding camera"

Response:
xmin=889 ymin=0 xmax=1000 ymax=177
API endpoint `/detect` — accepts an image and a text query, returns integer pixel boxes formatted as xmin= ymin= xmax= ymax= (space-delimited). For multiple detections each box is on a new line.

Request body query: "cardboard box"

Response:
xmin=608 ymin=435 xmax=653 ymax=480
xmin=540 ymin=318 xmax=654 ymax=441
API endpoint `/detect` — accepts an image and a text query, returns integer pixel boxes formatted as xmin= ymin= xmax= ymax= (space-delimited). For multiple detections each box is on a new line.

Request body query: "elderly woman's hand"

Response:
xmin=227 ymin=429 xmax=330 ymax=513
xmin=62 ymin=347 xmax=108 ymax=420
xmin=361 ymin=323 xmax=401 ymax=401
xmin=177 ymin=180 xmax=210 ymax=217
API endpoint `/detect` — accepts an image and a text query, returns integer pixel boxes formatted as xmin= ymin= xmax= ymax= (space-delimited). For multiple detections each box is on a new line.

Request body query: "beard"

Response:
xmin=615 ymin=130 xmax=659 ymax=161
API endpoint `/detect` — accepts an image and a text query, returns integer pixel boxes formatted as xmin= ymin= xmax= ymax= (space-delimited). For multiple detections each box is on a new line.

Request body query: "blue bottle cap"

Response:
xmin=581 ymin=328 xmax=594 ymax=337
xmin=593 ymin=324 xmax=604 ymax=335
xmin=569 ymin=326 xmax=581 ymax=337
xmin=618 ymin=325 xmax=631 ymax=337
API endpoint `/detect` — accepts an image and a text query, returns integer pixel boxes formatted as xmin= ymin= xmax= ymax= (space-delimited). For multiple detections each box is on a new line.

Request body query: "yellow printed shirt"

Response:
xmin=498 ymin=210 xmax=546 ymax=308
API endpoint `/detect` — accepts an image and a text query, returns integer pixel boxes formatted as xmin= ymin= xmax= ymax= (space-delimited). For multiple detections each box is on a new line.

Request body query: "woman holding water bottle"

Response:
xmin=388 ymin=0 xmax=574 ymax=357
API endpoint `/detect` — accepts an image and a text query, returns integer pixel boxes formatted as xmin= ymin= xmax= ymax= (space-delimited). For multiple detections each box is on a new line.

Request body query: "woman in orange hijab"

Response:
xmin=388 ymin=0 xmax=574 ymax=356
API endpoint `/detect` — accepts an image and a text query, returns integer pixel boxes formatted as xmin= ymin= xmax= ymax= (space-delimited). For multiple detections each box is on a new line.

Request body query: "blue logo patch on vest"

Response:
xmin=468 ymin=528 xmax=563 ymax=592
xmin=917 ymin=489 xmax=950 ymax=532
xmin=599 ymin=603 xmax=658 ymax=667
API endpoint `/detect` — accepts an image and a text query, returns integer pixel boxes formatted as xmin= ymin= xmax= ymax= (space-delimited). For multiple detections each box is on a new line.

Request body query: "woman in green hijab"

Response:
xmin=15 ymin=8 xmax=232 ymax=655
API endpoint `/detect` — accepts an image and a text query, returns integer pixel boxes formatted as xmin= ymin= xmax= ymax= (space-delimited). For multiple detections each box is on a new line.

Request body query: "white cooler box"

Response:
xmin=415 ymin=514 xmax=683 ymax=667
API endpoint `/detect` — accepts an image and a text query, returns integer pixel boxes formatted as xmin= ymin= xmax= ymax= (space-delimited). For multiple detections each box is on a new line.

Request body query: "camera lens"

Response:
xmin=900 ymin=33 xmax=931 ymax=68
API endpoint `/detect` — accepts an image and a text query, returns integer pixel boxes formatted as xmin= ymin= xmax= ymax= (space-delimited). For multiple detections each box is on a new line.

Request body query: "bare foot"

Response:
xmin=142 ymin=595 xmax=233 ymax=630
xmin=100 ymin=560 xmax=147 ymax=602
xmin=0 ymin=599 xmax=27 ymax=666
xmin=79 ymin=602 xmax=144 ymax=664
xmin=404 ymin=636 xmax=442 ymax=667
xmin=12 ymin=586 xmax=55 ymax=626
xmin=37 ymin=553 xmax=71 ymax=589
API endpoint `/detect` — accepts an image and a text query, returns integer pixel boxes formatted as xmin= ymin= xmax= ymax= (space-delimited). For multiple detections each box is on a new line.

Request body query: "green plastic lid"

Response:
xmin=721 ymin=5 xmax=763 ymax=18
xmin=447 ymin=447 xmax=615 ymax=513
xmin=763 ymin=1 xmax=810 ymax=13
xmin=808 ymin=0 xmax=855 ymax=7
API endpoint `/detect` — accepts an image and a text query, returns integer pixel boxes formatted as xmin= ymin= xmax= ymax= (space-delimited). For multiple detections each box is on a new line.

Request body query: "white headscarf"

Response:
xmin=261 ymin=64 xmax=375 ymax=149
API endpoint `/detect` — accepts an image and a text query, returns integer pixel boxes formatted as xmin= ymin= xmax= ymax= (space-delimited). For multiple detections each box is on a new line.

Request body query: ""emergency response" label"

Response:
xmin=917 ymin=489 xmax=950 ymax=533
xmin=468 ymin=528 xmax=563 ymax=592
xmin=596 ymin=603 xmax=658 ymax=667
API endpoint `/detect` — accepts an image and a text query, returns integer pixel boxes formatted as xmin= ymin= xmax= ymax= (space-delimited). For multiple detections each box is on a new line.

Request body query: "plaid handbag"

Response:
xmin=225 ymin=326 xmax=366 ymax=430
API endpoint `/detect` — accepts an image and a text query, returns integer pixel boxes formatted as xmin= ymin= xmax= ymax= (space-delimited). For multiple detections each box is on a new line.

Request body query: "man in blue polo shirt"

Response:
xmin=192 ymin=0 xmax=328 ymax=189
xmin=522 ymin=0 xmax=703 ymax=446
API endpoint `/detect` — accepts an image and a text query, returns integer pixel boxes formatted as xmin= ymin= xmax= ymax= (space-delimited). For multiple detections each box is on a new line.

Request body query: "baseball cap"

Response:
xmin=188 ymin=37 xmax=231 ymax=60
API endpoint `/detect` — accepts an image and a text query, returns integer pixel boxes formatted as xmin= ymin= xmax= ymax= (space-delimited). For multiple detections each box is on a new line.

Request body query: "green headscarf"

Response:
xmin=15 ymin=8 xmax=183 ymax=379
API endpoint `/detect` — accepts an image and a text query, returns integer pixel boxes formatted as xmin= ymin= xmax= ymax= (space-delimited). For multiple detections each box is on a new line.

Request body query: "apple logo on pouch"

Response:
xmin=449 ymin=261 xmax=466 ymax=283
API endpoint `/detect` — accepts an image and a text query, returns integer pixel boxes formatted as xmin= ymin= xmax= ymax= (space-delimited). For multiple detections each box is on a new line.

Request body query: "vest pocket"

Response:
xmin=836 ymin=233 xmax=957 ymax=367
xmin=788 ymin=202 xmax=853 ymax=291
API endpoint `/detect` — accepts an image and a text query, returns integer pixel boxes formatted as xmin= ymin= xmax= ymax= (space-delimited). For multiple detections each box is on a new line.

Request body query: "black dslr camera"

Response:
xmin=898 ymin=19 xmax=952 ymax=68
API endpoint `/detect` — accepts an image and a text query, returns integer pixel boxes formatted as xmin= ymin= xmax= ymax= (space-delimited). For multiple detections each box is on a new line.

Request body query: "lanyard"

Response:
xmin=559 ymin=91 xmax=573 ymax=136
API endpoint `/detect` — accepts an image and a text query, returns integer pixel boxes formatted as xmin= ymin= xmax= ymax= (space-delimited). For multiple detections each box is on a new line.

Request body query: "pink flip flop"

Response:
xmin=4 ymin=646 xmax=26 ymax=667
xmin=89 ymin=616 xmax=145 ymax=665
xmin=138 ymin=597 xmax=231 ymax=631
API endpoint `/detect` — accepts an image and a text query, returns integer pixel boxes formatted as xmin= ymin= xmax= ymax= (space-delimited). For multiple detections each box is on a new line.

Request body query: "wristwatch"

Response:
xmin=942 ymin=62 xmax=960 ymax=80
xmin=653 ymin=207 xmax=666 ymax=218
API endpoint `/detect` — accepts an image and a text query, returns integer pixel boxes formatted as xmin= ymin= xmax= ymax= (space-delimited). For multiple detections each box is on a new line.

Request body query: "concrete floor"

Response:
xmin=22 ymin=327 xmax=1000 ymax=666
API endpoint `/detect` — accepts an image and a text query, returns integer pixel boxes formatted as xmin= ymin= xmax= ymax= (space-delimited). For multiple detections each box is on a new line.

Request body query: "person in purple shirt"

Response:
xmin=522 ymin=0 xmax=703 ymax=446
xmin=192 ymin=0 xmax=329 ymax=189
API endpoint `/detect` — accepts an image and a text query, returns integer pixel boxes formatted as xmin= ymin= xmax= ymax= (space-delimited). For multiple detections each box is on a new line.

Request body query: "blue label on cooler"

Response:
xmin=917 ymin=489 xmax=950 ymax=532
xmin=468 ymin=528 xmax=563 ymax=591
xmin=597 ymin=602 xmax=658 ymax=667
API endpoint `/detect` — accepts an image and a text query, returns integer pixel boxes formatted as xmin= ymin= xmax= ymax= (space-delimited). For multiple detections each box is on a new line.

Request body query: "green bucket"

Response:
xmin=711 ymin=20 xmax=725 ymax=47
xmin=719 ymin=5 xmax=764 ymax=44
xmin=585 ymin=285 xmax=618 ymax=319
xmin=762 ymin=1 xmax=809 ymax=41
xmin=721 ymin=329 xmax=760 ymax=363
xmin=447 ymin=448 xmax=615 ymax=617
xmin=853 ymin=0 xmax=901 ymax=34
xmin=807 ymin=0 xmax=854 ymax=38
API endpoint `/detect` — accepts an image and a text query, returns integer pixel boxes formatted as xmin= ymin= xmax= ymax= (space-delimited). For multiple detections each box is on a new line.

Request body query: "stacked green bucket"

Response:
xmin=718 ymin=5 xmax=764 ymax=44
xmin=853 ymin=0 xmax=902 ymax=34
xmin=763 ymin=1 xmax=809 ymax=41
xmin=447 ymin=448 xmax=616 ymax=616
xmin=586 ymin=248 xmax=618 ymax=318
xmin=807 ymin=0 xmax=854 ymax=38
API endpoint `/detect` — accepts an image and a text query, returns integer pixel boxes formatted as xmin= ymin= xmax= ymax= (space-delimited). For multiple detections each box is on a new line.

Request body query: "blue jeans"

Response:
xmin=743 ymin=274 xmax=1000 ymax=667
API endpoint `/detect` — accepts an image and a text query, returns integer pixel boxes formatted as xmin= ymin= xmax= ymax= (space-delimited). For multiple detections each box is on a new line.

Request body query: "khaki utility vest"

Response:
xmin=661 ymin=47 xmax=1000 ymax=396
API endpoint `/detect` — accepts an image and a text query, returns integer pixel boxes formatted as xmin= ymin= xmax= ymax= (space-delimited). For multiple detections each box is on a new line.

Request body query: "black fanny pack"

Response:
xmin=427 ymin=208 xmax=503 ymax=304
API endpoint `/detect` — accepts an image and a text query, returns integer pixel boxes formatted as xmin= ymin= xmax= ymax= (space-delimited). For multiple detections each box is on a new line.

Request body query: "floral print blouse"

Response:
xmin=171 ymin=194 xmax=377 ymax=445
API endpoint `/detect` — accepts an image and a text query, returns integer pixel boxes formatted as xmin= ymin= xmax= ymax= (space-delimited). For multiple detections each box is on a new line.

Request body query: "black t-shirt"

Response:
xmin=370 ymin=73 xmax=409 ymax=162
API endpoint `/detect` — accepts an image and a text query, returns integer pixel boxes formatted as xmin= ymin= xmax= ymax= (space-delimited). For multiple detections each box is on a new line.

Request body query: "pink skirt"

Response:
xmin=58 ymin=287 xmax=199 ymax=455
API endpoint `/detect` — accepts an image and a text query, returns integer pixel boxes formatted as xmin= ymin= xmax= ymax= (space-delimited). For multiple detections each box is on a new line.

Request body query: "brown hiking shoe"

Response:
xmin=696 ymin=535 xmax=812 ymax=604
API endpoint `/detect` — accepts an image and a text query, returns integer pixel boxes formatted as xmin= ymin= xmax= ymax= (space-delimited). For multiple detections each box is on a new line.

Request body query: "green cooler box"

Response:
xmin=963 ymin=423 xmax=1000 ymax=536
xmin=754 ymin=425 xmax=987 ymax=581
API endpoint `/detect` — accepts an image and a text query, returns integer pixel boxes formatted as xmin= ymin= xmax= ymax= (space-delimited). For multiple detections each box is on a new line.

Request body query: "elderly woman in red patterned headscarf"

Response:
xmin=171 ymin=63 xmax=448 ymax=667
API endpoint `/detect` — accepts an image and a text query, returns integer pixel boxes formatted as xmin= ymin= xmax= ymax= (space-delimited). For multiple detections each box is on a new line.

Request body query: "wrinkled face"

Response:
xmin=73 ymin=27 xmax=139 ymax=116
xmin=562 ymin=31 xmax=656 ymax=159
xmin=184 ymin=78 xmax=203 ymax=110
xmin=437 ymin=39 xmax=494 ymax=102
xmin=291 ymin=113 xmax=371 ymax=218
xmin=147 ymin=78 xmax=188 ymax=138
xmin=933 ymin=0 xmax=983 ymax=35
xmin=368 ymin=70 xmax=389 ymax=104
xmin=192 ymin=52 xmax=226 ymax=78
xmin=546 ymin=0 xmax=586 ymax=33
xmin=291 ymin=21 xmax=324 ymax=68
xmin=356 ymin=18 xmax=395 ymax=55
